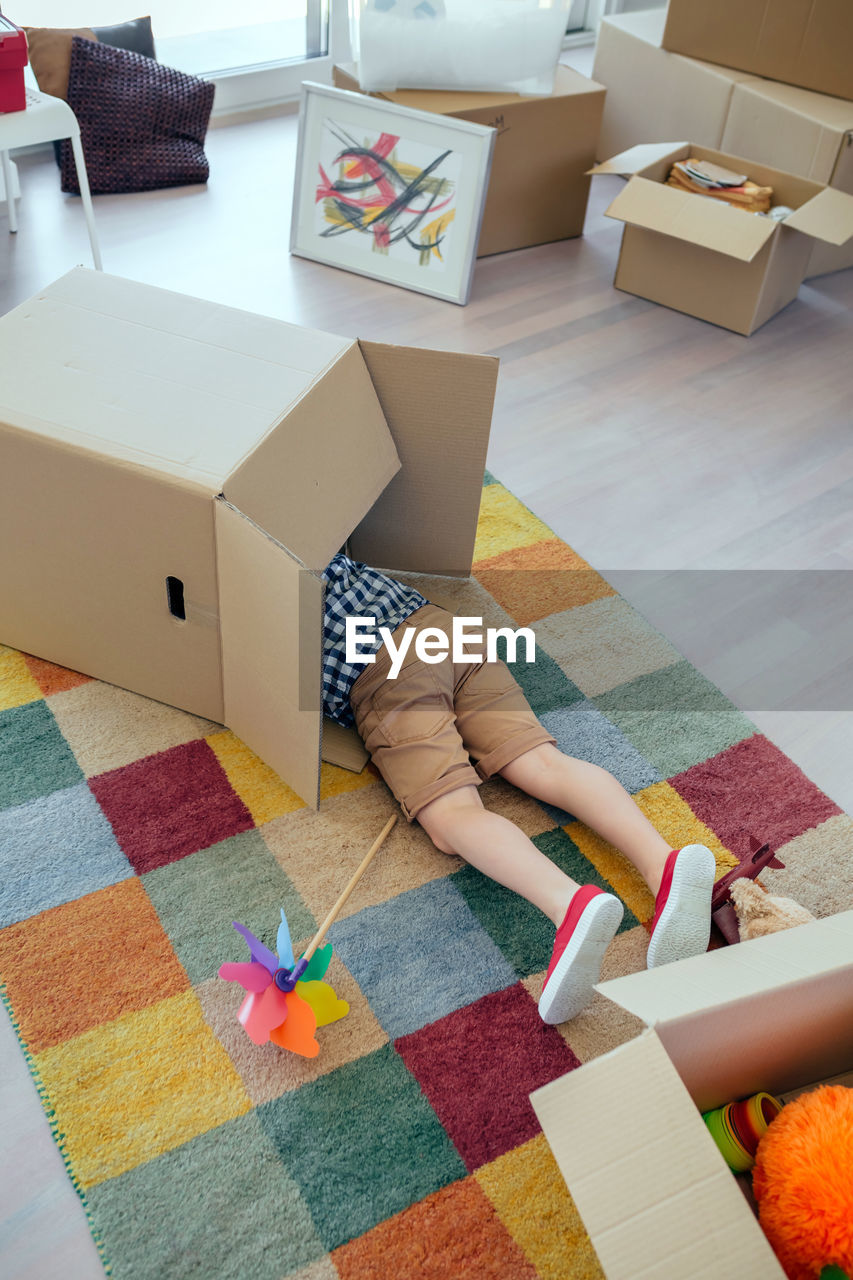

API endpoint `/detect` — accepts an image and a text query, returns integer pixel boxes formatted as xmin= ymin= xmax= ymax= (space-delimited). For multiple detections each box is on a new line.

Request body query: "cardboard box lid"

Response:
xmin=605 ymin=175 xmax=778 ymax=262
xmin=531 ymin=1030 xmax=784 ymax=1279
xmin=222 ymin=341 xmax=402 ymax=571
xmin=0 ymin=269 xmax=359 ymax=491
xmin=589 ymin=141 xmax=689 ymax=179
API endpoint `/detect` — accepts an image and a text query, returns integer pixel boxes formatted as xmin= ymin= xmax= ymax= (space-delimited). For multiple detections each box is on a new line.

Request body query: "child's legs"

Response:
xmin=499 ymin=743 xmax=672 ymax=895
xmin=417 ymin=785 xmax=581 ymax=926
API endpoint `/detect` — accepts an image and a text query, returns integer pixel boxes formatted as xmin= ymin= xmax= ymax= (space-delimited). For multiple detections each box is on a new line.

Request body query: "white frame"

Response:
xmin=290 ymin=81 xmax=495 ymax=305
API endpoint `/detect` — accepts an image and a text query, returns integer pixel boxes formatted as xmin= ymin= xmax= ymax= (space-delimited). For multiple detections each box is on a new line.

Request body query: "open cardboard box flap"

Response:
xmin=531 ymin=912 xmax=853 ymax=1280
xmin=588 ymin=141 xmax=689 ymax=178
xmin=597 ymin=909 xmax=853 ymax=1025
xmin=604 ymin=175 xmax=777 ymax=261
xmin=223 ymin=343 xmax=402 ymax=572
xmin=216 ymin=499 xmax=326 ymax=807
xmin=531 ymin=1030 xmax=783 ymax=1278
xmin=783 ymin=185 xmax=853 ymax=245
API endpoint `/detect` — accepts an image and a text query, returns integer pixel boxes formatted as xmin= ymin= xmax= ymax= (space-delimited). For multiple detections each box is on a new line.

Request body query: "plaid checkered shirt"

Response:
xmin=322 ymin=553 xmax=428 ymax=727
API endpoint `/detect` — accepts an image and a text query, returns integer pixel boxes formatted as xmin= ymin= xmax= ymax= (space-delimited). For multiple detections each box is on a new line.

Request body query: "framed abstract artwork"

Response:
xmin=290 ymin=82 xmax=496 ymax=305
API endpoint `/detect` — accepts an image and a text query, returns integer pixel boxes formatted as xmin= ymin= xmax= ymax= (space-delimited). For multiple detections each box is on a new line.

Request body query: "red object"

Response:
xmin=545 ymin=885 xmax=606 ymax=985
xmin=0 ymin=16 xmax=28 ymax=114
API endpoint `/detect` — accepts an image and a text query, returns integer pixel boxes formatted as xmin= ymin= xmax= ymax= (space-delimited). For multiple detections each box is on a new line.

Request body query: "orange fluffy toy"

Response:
xmin=752 ymin=1085 xmax=853 ymax=1280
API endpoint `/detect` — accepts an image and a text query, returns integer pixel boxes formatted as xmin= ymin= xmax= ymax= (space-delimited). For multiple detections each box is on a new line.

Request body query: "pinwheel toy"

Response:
xmin=218 ymin=814 xmax=396 ymax=1058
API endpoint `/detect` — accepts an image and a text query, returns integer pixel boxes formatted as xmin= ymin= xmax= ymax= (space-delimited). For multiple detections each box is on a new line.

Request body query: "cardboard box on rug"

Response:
xmin=589 ymin=142 xmax=853 ymax=334
xmin=332 ymin=62 xmax=605 ymax=257
xmin=661 ymin=0 xmax=853 ymax=104
xmin=592 ymin=10 xmax=853 ymax=279
xmin=531 ymin=910 xmax=853 ymax=1279
xmin=592 ymin=11 xmax=758 ymax=162
xmin=0 ymin=268 xmax=497 ymax=807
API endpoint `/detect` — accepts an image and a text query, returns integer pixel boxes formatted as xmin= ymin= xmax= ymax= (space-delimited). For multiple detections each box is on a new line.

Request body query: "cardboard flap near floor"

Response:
xmin=782 ymin=185 xmax=853 ymax=244
xmin=588 ymin=142 xmax=688 ymax=177
xmin=215 ymin=499 xmax=323 ymax=809
xmin=605 ymin=176 xmax=777 ymax=261
xmin=530 ymin=1031 xmax=784 ymax=1279
xmin=321 ymin=719 xmax=369 ymax=772
xmin=349 ymin=342 xmax=498 ymax=576
xmin=224 ymin=343 xmax=401 ymax=572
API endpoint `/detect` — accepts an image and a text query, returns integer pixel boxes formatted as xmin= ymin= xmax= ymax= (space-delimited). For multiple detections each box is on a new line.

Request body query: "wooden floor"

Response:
xmin=2 ymin=51 xmax=852 ymax=1277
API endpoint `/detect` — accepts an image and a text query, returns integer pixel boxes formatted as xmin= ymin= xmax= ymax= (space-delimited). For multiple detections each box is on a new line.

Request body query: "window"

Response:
xmin=15 ymin=0 xmax=338 ymax=112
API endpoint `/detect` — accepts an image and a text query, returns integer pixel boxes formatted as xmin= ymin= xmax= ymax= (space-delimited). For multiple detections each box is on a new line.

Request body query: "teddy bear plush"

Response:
xmin=729 ymin=879 xmax=816 ymax=942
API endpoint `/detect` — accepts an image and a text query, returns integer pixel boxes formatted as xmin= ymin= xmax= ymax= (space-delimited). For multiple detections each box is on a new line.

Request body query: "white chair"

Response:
xmin=0 ymin=86 xmax=102 ymax=269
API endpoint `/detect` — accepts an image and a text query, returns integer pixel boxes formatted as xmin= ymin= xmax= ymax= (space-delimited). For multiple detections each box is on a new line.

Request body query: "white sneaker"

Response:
xmin=539 ymin=886 xmax=624 ymax=1024
xmin=646 ymin=844 xmax=715 ymax=969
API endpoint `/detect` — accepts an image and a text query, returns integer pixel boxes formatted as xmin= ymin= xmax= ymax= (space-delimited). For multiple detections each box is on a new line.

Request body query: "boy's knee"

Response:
xmin=417 ymin=786 xmax=483 ymax=856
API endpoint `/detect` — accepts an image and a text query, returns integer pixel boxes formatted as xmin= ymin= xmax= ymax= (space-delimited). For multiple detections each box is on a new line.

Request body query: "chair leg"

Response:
xmin=69 ymin=134 xmax=102 ymax=270
xmin=1 ymin=149 xmax=17 ymax=233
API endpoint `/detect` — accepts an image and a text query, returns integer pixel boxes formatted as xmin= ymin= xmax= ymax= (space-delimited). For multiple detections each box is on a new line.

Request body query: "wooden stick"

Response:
xmin=301 ymin=814 xmax=397 ymax=964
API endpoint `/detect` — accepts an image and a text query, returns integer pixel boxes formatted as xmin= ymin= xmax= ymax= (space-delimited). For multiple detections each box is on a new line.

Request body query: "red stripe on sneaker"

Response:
xmin=546 ymin=885 xmax=604 ymax=984
xmin=651 ymin=850 xmax=680 ymax=933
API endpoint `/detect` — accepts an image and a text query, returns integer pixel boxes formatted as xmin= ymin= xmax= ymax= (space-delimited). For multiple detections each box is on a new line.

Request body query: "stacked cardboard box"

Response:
xmin=593 ymin=10 xmax=853 ymax=278
xmin=662 ymin=0 xmax=853 ymax=103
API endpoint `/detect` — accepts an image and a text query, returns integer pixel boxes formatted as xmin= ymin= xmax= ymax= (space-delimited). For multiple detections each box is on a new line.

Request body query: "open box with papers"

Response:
xmin=590 ymin=141 xmax=853 ymax=334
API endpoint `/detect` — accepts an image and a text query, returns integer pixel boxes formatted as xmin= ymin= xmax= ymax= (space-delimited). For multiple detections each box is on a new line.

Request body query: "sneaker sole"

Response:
xmin=538 ymin=894 xmax=624 ymax=1025
xmin=647 ymin=844 xmax=716 ymax=969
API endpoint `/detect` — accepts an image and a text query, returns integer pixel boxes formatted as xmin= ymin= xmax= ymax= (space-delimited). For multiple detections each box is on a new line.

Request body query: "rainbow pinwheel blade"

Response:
xmin=300 ymin=943 xmax=333 ymax=983
xmin=276 ymin=907 xmax=295 ymax=970
xmin=297 ymin=979 xmax=349 ymax=1028
xmin=269 ymin=990 xmax=319 ymax=1058
xmin=219 ymin=961 xmax=271 ymax=993
xmin=237 ymin=982 xmax=290 ymax=1044
xmin=232 ymin=921 xmax=278 ymax=974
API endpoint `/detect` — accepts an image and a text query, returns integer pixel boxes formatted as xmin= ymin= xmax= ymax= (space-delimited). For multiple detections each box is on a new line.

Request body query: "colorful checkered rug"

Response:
xmin=2 ymin=475 xmax=851 ymax=1280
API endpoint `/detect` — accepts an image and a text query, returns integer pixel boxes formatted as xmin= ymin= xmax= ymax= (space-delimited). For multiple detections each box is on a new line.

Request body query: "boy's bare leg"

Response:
xmin=417 ymin=785 xmax=582 ymax=926
xmin=499 ymin=743 xmax=673 ymax=896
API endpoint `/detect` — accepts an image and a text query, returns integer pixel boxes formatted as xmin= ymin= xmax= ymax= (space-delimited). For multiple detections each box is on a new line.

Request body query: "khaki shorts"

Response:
xmin=350 ymin=603 xmax=556 ymax=822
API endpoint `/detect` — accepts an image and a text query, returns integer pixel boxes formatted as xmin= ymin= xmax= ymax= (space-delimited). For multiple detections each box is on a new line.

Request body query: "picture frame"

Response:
xmin=290 ymin=81 xmax=496 ymax=306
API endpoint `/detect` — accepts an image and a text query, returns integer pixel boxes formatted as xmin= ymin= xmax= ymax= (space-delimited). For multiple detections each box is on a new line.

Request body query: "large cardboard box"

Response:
xmin=592 ymin=12 xmax=853 ymax=277
xmin=532 ymin=910 xmax=853 ymax=1279
xmin=724 ymin=78 xmax=853 ymax=277
xmin=590 ymin=142 xmax=853 ymax=335
xmin=0 ymin=269 xmax=497 ymax=807
xmin=332 ymin=63 xmax=605 ymax=258
xmin=662 ymin=0 xmax=853 ymax=104
xmin=592 ymin=11 xmax=758 ymax=161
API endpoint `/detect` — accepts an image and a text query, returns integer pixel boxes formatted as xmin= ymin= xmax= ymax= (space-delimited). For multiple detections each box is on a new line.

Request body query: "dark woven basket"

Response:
xmin=61 ymin=37 xmax=215 ymax=195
